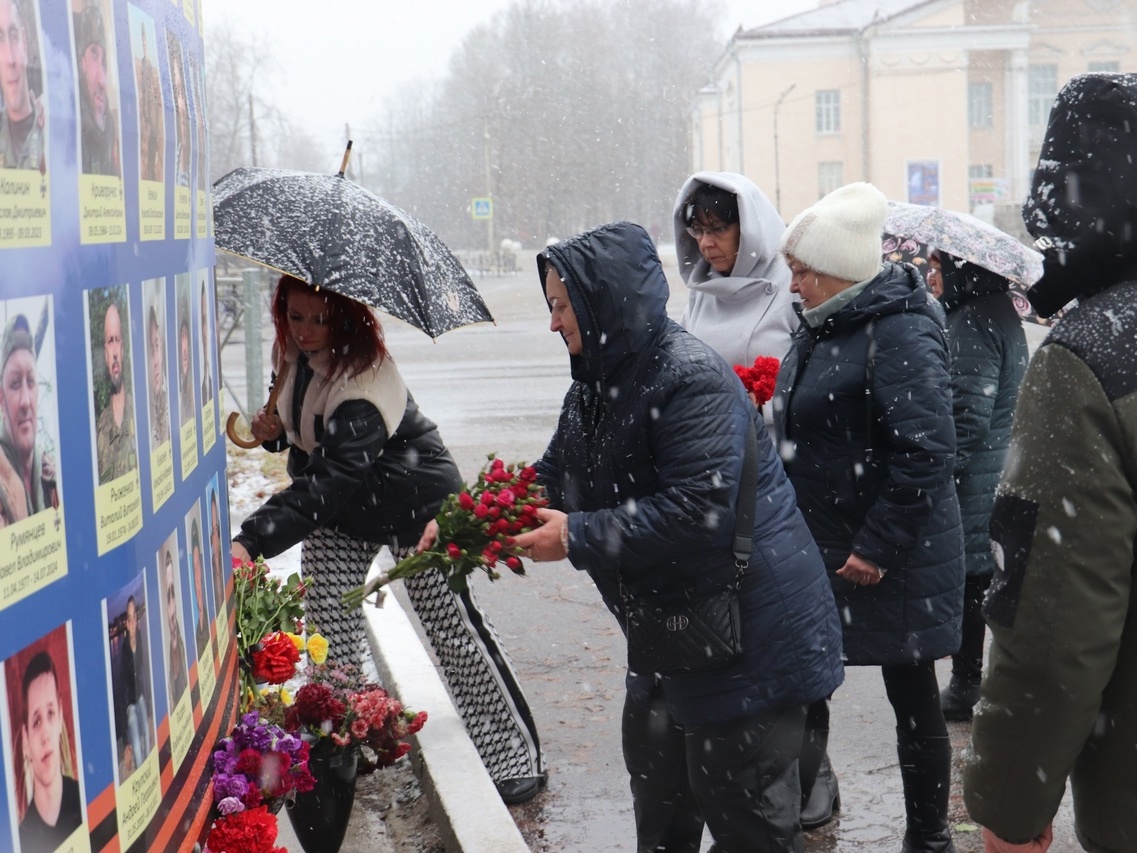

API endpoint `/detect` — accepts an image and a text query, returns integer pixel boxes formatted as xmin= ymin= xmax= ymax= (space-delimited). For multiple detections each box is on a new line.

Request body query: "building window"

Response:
xmin=818 ymin=162 xmax=843 ymax=197
xmin=969 ymin=164 xmax=994 ymax=180
xmin=968 ymin=82 xmax=994 ymax=128
xmin=1028 ymin=64 xmax=1059 ymax=126
xmin=815 ymin=90 xmax=841 ymax=134
xmin=1089 ymin=60 xmax=1120 ymax=72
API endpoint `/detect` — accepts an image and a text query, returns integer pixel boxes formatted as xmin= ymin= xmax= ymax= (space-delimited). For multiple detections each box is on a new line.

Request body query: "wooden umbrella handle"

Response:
xmin=225 ymin=359 xmax=291 ymax=449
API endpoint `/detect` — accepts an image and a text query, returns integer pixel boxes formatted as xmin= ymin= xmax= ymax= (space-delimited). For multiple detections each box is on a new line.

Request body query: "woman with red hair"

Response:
xmin=232 ymin=275 xmax=545 ymax=802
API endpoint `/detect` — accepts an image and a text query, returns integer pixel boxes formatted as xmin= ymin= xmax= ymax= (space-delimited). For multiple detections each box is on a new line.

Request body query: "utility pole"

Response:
xmin=773 ymin=83 xmax=795 ymax=216
xmin=248 ymin=93 xmax=258 ymax=167
xmin=483 ymin=120 xmax=494 ymax=260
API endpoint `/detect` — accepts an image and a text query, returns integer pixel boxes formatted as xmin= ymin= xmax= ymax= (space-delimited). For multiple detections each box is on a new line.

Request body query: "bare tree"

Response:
xmin=204 ymin=21 xmax=326 ymax=181
xmin=361 ymin=0 xmax=723 ymax=250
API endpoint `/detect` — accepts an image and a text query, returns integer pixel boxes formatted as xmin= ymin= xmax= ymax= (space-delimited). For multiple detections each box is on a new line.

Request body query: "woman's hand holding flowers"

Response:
xmin=513 ymin=508 xmax=568 ymax=563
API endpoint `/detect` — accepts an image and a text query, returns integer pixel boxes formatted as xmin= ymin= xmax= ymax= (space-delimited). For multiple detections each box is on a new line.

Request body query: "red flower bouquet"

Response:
xmin=733 ymin=356 xmax=781 ymax=407
xmin=205 ymin=805 xmax=286 ymax=853
xmin=342 ymin=455 xmax=548 ymax=607
xmin=205 ymin=713 xmax=315 ymax=853
xmin=233 ymin=556 xmax=311 ymax=708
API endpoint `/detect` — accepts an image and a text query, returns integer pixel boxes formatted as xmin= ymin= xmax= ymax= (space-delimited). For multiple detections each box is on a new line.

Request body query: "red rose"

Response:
xmin=520 ymin=466 xmax=537 ymax=481
xmin=251 ymin=633 xmax=301 ymax=684
xmin=473 ymin=503 xmax=489 ymax=519
xmin=505 ymin=556 xmax=523 ymax=572
xmin=446 ymin=543 xmax=462 ymax=559
xmin=482 ymin=549 xmax=498 ymax=567
xmin=491 ymin=458 xmax=504 ymax=471
xmin=479 ymin=490 xmax=496 ymax=506
xmin=488 ymin=506 xmax=501 ymax=519
xmin=458 ymin=492 xmax=476 ymax=510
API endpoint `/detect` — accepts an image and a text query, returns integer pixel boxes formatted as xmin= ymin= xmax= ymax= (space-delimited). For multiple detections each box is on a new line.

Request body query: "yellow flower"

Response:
xmin=286 ymin=632 xmax=305 ymax=651
xmin=306 ymin=633 xmax=329 ymax=664
xmin=280 ymin=687 xmax=294 ymax=706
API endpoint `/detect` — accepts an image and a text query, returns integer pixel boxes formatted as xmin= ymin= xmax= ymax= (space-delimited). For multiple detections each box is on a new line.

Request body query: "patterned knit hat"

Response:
xmin=781 ymin=182 xmax=888 ymax=282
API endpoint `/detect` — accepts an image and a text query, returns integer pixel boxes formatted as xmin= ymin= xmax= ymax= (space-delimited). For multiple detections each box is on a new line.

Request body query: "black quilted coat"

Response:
xmin=939 ymin=255 xmax=1028 ymax=577
xmin=773 ymin=262 xmax=964 ymax=666
xmin=535 ymin=222 xmax=844 ymax=726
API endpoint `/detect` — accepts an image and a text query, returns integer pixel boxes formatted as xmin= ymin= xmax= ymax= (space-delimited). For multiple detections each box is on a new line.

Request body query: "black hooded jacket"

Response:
xmin=773 ymin=262 xmax=964 ymax=666
xmin=535 ymin=222 xmax=843 ymax=726
xmin=939 ymin=256 xmax=1027 ymax=577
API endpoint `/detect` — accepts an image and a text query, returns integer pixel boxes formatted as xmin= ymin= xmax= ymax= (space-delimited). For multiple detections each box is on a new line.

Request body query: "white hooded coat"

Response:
xmin=673 ymin=171 xmax=798 ymax=368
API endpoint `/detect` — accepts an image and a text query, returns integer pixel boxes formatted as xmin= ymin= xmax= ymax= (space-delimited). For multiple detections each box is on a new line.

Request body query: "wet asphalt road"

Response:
xmin=221 ymin=268 xmax=1076 ymax=851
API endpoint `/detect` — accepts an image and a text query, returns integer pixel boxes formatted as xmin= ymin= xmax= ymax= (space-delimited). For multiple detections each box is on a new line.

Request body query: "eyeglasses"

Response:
xmin=686 ymin=223 xmax=731 ymax=240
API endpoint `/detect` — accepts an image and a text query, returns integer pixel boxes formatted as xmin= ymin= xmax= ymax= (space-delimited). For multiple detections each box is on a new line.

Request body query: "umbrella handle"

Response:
xmin=337 ymin=140 xmax=353 ymax=178
xmin=225 ymin=359 xmax=291 ymax=449
xmin=225 ymin=412 xmax=262 ymax=449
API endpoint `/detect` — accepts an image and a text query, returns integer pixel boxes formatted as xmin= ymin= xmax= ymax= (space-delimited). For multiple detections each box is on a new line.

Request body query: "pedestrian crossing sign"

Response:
xmin=472 ymin=197 xmax=493 ymax=220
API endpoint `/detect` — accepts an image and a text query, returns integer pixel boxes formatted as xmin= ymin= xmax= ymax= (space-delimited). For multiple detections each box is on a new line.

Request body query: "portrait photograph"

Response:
xmin=188 ymin=55 xmax=207 ymax=194
xmin=87 ymin=285 xmax=138 ymax=486
xmin=184 ymin=501 xmax=212 ymax=659
xmin=103 ymin=572 xmax=155 ymax=784
xmin=127 ymin=4 xmax=163 ymax=184
xmin=205 ymin=476 xmax=226 ymax=615
xmin=1 ymin=622 xmax=87 ymax=853
xmin=0 ymin=0 xmax=47 ymax=174
xmin=141 ymin=279 xmax=170 ymax=451
xmin=0 ymin=295 xmax=61 ymax=526
xmin=174 ymin=275 xmax=194 ymax=429
xmin=156 ymin=531 xmax=188 ymax=710
xmin=165 ymin=30 xmax=190 ymax=190
xmin=197 ymin=272 xmax=213 ymax=408
xmin=70 ymin=0 xmax=122 ymax=178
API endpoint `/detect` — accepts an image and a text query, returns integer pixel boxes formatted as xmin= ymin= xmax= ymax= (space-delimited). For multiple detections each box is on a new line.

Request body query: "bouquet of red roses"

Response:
xmin=733 ymin=356 xmax=781 ymax=407
xmin=341 ymin=455 xmax=547 ymax=608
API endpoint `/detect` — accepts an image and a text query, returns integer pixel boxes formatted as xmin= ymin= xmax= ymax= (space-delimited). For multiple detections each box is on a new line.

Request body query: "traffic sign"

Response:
xmin=472 ymin=197 xmax=493 ymax=220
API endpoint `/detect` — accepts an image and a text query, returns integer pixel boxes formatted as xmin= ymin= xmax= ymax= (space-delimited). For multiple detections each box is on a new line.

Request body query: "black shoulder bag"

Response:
xmin=621 ymin=419 xmax=759 ymax=675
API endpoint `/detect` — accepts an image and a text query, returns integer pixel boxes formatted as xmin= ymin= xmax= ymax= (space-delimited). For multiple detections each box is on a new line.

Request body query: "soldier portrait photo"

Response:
xmin=88 ymin=286 xmax=137 ymax=485
xmin=0 ymin=0 xmax=47 ymax=174
xmin=71 ymin=0 xmax=121 ymax=178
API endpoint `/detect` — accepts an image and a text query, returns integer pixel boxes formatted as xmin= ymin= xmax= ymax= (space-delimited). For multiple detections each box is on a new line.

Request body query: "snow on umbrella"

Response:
xmin=212 ymin=158 xmax=494 ymax=340
xmin=884 ymin=201 xmax=1044 ymax=288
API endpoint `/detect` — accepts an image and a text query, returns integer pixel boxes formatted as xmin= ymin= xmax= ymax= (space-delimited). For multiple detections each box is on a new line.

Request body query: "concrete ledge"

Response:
xmin=362 ymin=589 xmax=530 ymax=853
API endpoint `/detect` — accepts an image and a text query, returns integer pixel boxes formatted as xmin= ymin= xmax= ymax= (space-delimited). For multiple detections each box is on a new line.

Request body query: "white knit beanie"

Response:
xmin=780 ymin=182 xmax=888 ymax=282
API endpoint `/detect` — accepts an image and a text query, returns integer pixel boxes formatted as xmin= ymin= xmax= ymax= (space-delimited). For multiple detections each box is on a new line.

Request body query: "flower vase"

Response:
xmin=285 ymin=745 xmax=358 ymax=853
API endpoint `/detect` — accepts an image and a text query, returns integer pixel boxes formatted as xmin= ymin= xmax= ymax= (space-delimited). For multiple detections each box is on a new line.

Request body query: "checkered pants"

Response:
xmin=301 ymin=527 xmax=543 ymax=783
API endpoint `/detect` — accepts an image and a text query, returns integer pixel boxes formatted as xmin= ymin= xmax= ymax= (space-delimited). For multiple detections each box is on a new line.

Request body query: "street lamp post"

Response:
xmin=773 ymin=83 xmax=796 ymax=216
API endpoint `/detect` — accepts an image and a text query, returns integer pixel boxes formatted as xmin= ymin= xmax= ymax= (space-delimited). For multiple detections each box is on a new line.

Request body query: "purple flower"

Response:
xmin=212 ymin=772 xmax=249 ymax=801
xmin=217 ymin=796 xmax=245 ymax=815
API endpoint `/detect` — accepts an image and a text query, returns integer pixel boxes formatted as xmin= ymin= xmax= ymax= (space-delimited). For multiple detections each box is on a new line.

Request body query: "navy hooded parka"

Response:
xmin=535 ymin=221 xmax=844 ymax=726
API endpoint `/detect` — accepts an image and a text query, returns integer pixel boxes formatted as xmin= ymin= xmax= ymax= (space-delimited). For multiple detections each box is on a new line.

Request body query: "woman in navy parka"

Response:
xmin=514 ymin=221 xmax=843 ymax=852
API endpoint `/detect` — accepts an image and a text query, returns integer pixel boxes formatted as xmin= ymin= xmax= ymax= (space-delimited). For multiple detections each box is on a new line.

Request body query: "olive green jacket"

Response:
xmin=962 ymin=281 xmax=1137 ymax=853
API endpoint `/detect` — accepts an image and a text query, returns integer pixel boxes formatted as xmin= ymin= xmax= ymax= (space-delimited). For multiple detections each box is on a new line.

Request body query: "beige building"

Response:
xmin=692 ymin=0 xmax=1137 ymax=225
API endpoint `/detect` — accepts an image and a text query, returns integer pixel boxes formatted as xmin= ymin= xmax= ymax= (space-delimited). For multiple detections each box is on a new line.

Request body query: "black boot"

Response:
xmin=939 ymin=675 xmax=981 ymax=722
xmin=799 ymin=727 xmax=839 ymax=830
xmin=896 ymin=728 xmax=956 ymax=853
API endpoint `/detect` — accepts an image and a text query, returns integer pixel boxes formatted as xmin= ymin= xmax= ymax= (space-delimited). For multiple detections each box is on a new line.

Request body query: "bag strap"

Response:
xmin=732 ymin=418 xmax=759 ymax=566
xmin=618 ymin=415 xmax=761 ymax=601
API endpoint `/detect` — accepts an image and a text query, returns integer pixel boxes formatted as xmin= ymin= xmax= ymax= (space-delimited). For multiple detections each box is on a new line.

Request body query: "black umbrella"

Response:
xmin=212 ymin=147 xmax=494 ymax=340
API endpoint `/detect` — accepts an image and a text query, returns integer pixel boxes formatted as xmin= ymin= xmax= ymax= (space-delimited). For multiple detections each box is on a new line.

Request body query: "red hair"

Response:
xmin=272 ymin=275 xmax=388 ymax=380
